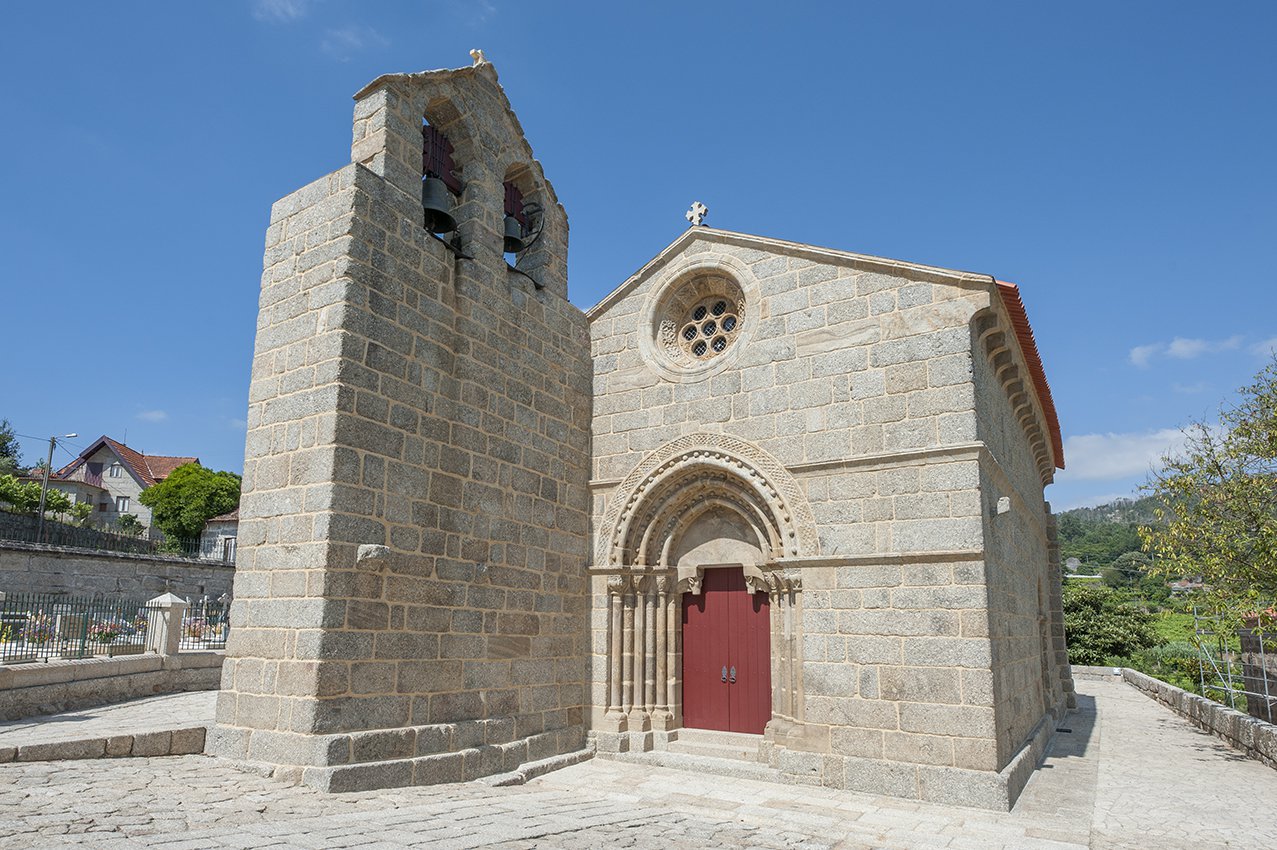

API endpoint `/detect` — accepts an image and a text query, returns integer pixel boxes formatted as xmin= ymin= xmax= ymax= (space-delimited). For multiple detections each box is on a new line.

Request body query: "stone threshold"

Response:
xmin=0 ymin=725 xmax=207 ymax=763
xmin=597 ymin=745 xmax=784 ymax=784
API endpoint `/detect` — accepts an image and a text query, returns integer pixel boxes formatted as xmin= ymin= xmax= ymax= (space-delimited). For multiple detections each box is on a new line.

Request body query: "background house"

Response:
xmin=45 ymin=436 xmax=198 ymax=538
xmin=200 ymin=508 xmax=238 ymax=563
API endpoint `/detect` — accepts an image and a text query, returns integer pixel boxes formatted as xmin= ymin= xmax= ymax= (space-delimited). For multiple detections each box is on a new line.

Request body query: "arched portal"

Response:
xmin=596 ymin=435 xmax=814 ymax=744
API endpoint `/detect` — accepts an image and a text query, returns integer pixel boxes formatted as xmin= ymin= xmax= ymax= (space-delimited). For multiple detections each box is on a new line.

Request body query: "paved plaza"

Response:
xmin=0 ymin=676 xmax=1274 ymax=849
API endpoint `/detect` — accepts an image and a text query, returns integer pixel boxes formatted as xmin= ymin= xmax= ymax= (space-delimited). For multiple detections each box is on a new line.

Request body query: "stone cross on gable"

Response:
xmin=685 ymin=201 xmax=709 ymax=227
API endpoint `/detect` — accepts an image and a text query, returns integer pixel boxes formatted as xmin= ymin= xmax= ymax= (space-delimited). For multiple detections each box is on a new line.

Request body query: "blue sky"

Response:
xmin=2 ymin=1 xmax=1273 ymax=511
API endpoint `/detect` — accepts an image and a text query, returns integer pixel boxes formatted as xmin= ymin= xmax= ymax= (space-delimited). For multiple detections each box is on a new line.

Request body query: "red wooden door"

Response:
xmin=681 ymin=567 xmax=771 ymax=734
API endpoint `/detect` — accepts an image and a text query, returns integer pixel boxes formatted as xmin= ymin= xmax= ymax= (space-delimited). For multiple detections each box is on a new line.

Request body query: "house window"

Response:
xmin=116 ymin=496 xmax=129 ymax=512
xmin=98 ymin=502 xmax=108 ymax=512
xmin=108 ymin=463 xmax=122 ymax=478
xmin=222 ymin=537 xmax=237 ymax=564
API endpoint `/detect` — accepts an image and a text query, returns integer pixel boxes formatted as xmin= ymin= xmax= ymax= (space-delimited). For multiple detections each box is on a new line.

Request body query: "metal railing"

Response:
xmin=178 ymin=595 xmax=231 ymax=651
xmin=1193 ymin=606 xmax=1277 ymax=723
xmin=0 ymin=508 xmax=235 ymax=564
xmin=0 ymin=591 xmax=231 ymax=664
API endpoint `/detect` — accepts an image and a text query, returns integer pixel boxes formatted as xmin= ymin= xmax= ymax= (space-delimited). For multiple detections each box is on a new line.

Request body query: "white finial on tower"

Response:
xmin=685 ymin=201 xmax=709 ymax=227
xmin=470 ymin=48 xmax=487 ymax=66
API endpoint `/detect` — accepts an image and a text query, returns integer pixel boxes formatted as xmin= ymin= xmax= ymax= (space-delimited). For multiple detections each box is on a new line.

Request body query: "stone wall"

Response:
xmin=0 ymin=541 xmax=234 ymax=600
xmin=970 ymin=310 xmax=1073 ymax=770
xmin=0 ymin=651 xmax=224 ymax=721
xmin=208 ymin=62 xmax=592 ymax=792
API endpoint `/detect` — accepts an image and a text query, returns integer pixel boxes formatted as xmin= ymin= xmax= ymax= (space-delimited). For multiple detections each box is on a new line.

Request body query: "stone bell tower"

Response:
xmin=208 ymin=58 xmax=593 ymax=792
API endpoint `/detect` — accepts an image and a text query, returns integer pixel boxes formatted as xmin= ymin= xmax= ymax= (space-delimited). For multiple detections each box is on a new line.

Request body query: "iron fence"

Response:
xmin=178 ymin=594 xmax=231 ymax=651
xmin=0 ymin=508 xmax=232 ymax=563
xmin=0 ymin=591 xmax=231 ymax=664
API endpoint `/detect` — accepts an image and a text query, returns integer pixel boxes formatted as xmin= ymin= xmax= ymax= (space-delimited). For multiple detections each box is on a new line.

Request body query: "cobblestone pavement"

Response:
xmin=0 ymin=692 xmax=215 ymax=747
xmin=0 ymin=677 xmax=1273 ymax=849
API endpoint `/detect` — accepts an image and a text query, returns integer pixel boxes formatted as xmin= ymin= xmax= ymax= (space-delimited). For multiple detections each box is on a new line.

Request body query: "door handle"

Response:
xmin=721 ymin=666 xmax=727 ymax=682
xmin=729 ymin=666 xmax=737 ymax=684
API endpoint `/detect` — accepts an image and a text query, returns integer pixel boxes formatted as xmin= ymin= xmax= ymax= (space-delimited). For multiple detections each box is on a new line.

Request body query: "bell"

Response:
xmin=503 ymin=214 xmax=526 ymax=254
xmin=421 ymin=176 xmax=457 ymax=234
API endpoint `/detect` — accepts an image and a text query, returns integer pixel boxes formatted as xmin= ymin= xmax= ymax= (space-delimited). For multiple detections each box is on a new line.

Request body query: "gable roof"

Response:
xmin=589 ymin=227 xmax=1063 ymax=470
xmin=54 ymin=436 xmax=199 ymax=487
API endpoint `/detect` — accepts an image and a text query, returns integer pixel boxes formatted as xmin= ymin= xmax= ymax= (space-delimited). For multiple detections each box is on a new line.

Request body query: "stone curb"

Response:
xmin=0 ymin=725 xmax=207 ymax=764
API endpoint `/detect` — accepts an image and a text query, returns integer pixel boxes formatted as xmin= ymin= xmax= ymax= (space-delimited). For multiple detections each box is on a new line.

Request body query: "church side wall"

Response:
xmin=970 ymin=316 xmax=1069 ymax=771
xmin=590 ymin=241 xmax=1022 ymax=807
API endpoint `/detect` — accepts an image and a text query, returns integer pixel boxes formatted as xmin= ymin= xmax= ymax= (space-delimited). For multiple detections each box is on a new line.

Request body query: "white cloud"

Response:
xmin=321 ymin=24 xmax=389 ymax=60
xmin=1167 ymin=335 xmax=1241 ymax=359
xmin=136 ymin=410 xmax=168 ymax=422
xmin=1058 ymin=428 xmax=1188 ymax=481
xmin=1250 ymin=337 xmax=1277 ymax=357
xmin=1130 ymin=335 xmax=1242 ymax=367
xmin=1129 ymin=344 xmax=1160 ymax=368
xmin=253 ymin=0 xmax=311 ymax=21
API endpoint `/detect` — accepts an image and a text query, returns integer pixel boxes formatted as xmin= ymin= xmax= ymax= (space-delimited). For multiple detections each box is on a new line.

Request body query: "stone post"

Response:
xmin=145 ymin=592 xmax=188 ymax=657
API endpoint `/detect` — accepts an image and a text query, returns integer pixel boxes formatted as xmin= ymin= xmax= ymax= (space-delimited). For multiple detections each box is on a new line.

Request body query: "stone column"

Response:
xmin=604 ymin=575 xmax=627 ymax=731
xmin=621 ymin=581 xmax=635 ymax=716
xmin=644 ymin=581 xmax=657 ymax=713
xmin=629 ymin=576 xmax=649 ymax=730
xmin=144 ymin=593 xmax=188 ymax=657
xmin=652 ymin=576 xmax=673 ymax=730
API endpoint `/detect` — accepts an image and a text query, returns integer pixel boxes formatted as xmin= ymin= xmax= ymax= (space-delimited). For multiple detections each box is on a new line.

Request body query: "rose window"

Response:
xmin=677 ymin=298 xmax=742 ymax=361
xmin=649 ymin=271 xmax=749 ymax=376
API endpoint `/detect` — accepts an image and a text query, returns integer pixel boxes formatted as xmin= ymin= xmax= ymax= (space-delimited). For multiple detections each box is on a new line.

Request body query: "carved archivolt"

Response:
xmin=596 ymin=433 xmax=820 ymax=567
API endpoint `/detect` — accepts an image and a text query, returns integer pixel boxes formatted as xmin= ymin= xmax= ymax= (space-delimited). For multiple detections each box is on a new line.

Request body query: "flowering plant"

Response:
xmin=88 ymin=619 xmax=124 ymax=645
xmin=22 ymin=612 xmax=55 ymax=645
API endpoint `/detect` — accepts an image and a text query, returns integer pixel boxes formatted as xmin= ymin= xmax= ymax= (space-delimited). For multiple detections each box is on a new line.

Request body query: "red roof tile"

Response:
xmin=55 ymin=436 xmax=199 ymax=487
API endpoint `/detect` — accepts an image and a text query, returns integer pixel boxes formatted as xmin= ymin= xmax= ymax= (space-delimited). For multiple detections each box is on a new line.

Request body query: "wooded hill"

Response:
xmin=1057 ymin=495 xmax=1161 ymax=572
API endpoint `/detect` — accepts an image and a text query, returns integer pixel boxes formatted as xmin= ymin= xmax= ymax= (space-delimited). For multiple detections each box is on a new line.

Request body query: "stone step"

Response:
xmin=666 ymin=729 xmax=764 ymax=762
xmin=597 ymin=747 xmax=782 ymax=784
xmin=0 ymin=726 xmax=207 ymax=763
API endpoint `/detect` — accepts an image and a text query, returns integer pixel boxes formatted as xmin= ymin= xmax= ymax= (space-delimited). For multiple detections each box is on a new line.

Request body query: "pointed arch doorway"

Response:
xmin=682 ymin=566 xmax=771 ymax=734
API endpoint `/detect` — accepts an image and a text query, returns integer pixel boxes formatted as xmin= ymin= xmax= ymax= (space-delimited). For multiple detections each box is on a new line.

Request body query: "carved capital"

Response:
xmin=676 ymin=575 xmax=702 ymax=596
xmin=655 ymin=575 xmax=674 ymax=595
xmin=606 ymin=574 xmax=630 ymax=596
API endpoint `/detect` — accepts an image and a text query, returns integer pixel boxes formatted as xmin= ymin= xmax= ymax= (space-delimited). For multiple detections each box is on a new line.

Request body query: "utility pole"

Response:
xmin=35 ymin=432 xmax=77 ymax=543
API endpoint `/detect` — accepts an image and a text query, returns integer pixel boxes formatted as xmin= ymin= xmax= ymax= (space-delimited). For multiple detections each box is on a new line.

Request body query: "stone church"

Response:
xmin=209 ymin=57 xmax=1075 ymax=811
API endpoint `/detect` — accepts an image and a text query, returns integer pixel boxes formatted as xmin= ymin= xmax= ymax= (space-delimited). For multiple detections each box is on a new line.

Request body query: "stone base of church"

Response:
xmin=207 ymin=720 xmax=587 ymax=793
xmin=588 ymin=709 xmax=1067 ymax=812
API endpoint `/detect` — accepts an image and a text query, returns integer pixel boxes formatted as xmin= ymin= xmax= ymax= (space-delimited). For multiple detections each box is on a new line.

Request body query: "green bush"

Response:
xmin=1063 ymin=582 xmax=1159 ymax=665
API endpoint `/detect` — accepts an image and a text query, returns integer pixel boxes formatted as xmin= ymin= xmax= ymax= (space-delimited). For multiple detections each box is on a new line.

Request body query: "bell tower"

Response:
xmin=208 ymin=57 xmax=592 ymax=792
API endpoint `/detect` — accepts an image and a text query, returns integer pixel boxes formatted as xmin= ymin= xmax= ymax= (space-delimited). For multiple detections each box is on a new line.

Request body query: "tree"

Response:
xmin=1141 ymin=357 xmax=1277 ymax=628
xmin=1062 ymin=582 xmax=1159 ymax=665
xmin=116 ymin=513 xmax=144 ymax=537
xmin=70 ymin=502 xmax=93 ymax=526
xmin=43 ymin=488 xmax=71 ymax=519
xmin=0 ymin=474 xmax=42 ymax=514
xmin=0 ymin=419 xmax=23 ymax=477
xmin=137 ymin=463 xmax=241 ymax=542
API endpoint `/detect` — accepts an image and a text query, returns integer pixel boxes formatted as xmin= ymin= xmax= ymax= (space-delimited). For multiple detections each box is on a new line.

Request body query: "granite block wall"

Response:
xmin=208 ymin=62 xmax=591 ymax=792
